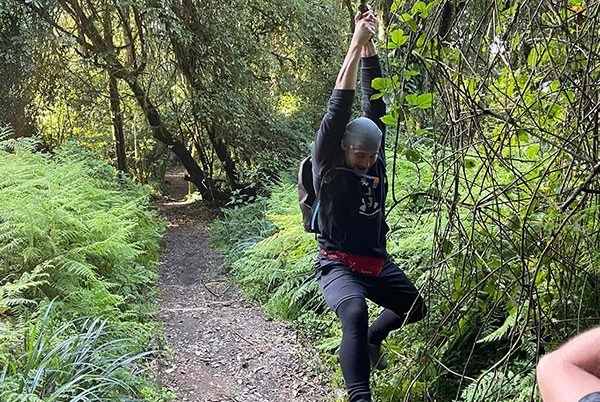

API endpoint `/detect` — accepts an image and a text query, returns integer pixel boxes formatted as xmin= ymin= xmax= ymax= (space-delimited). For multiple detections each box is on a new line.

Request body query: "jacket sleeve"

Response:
xmin=360 ymin=55 xmax=386 ymax=153
xmin=312 ymin=89 xmax=355 ymax=188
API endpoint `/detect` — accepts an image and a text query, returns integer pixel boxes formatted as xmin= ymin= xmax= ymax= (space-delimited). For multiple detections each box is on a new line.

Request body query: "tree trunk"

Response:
xmin=103 ymin=12 xmax=127 ymax=173
xmin=207 ymin=125 xmax=241 ymax=190
xmin=24 ymin=0 xmax=216 ymax=199
xmin=120 ymin=74 xmax=214 ymax=198
xmin=380 ymin=0 xmax=393 ymax=29
xmin=341 ymin=0 xmax=356 ymax=31
xmin=169 ymin=29 xmax=240 ymax=194
xmin=108 ymin=75 xmax=127 ymax=173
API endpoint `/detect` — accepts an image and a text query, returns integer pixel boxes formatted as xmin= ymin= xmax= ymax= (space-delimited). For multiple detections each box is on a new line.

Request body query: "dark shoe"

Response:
xmin=368 ymin=343 xmax=388 ymax=370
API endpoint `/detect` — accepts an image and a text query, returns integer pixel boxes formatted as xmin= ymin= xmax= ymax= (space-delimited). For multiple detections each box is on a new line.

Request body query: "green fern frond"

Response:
xmin=459 ymin=366 xmax=536 ymax=402
xmin=2 ymin=298 xmax=37 ymax=308
xmin=289 ymin=277 xmax=319 ymax=305
xmin=476 ymin=313 xmax=517 ymax=344
xmin=0 ymin=267 xmax=49 ymax=315
xmin=1 ymin=278 xmax=48 ymax=298
xmin=477 ymin=302 xmax=528 ymax=345
xmin=0 ymin=141 xmax=165 ymax=400
xmin=0 ymin=237 xmax=25 ymax=258
xmin=0 ymin=127 xmax=41 ymax=154
xmin=58 ymin=258 xmax=99 ymax=282
xmin=0 ymin=126 xmax=11 ymax=142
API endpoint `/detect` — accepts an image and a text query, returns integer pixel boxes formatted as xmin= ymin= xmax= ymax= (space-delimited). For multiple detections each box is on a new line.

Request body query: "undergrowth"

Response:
xmin=0 ymin=129 xmax=171 ymax=401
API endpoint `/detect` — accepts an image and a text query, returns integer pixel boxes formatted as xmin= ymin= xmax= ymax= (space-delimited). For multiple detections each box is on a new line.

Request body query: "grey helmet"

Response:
xmin=342 ymin=117 xmax=382 ymax=151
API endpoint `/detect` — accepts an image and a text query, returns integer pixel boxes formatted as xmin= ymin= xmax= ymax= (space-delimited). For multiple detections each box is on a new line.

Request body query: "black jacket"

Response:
xmin=311 ymin=55 xmax=388 ymax=258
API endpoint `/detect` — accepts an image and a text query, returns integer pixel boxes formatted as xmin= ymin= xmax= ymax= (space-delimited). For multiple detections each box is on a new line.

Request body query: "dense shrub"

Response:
xmin=0 ymin=130 xmax=170 ymax=401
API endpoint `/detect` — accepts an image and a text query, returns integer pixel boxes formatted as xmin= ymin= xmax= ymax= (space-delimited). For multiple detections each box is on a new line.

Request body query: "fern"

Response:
xmin=0 ymin=146 xmax=163 ymax=315
xmin=0 ymin=143 xmax=167 ymax=400
xmin=0 ymin=267 xmax=49 ymax=315
xmin=0 ymin=126 xmax=41 ymax=154
xmin=476 ymin=311 xmax=517 ymax=344
xmin=52 ymin=256 xmax=99 ymax=282
xmin=459 ymin=364 xmax=536 ymax=402
xmin=0 ymin=126 xmax=10 ymax=141
xmin=289 ymin=273 xmax=320 ymax=307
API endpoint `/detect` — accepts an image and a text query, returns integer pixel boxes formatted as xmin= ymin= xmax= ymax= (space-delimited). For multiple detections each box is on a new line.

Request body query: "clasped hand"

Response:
xmin=353 ymin=9 xmax=377 ymax=47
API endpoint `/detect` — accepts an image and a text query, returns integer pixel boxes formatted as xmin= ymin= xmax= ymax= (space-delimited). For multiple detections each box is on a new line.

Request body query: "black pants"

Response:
xmin=316 ymin=256 xmax=426 ymax=402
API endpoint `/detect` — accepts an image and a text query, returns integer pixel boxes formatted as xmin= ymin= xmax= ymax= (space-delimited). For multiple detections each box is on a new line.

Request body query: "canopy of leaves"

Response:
xmin=10 ymin=0 xmax=345 ymax=196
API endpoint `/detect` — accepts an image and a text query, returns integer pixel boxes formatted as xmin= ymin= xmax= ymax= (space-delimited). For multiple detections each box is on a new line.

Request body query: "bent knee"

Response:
xmin=337 ymin=297 xmax=369 ymax=326
xmin=536 ymin=350 xmax=560 ymax=384
xmin=406 ymin=295 xmax=427 ymax=324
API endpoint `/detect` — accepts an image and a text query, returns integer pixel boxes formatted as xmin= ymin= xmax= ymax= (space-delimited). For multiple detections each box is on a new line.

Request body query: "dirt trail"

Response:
xmin=154 ymin=167 xmax=335 ymax=402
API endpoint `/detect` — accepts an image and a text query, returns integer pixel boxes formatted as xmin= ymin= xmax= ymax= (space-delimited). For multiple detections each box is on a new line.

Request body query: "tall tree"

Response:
xmin=0 ymin=2 xmax=38 ymax=137
xmin=17 ymin=0 xmax=345 ymax=199
xmin=102 ymin=14 xmax=127 ymax=173
xmin=165 ymin=0 xmax=344 ymax=193
xmin=21 ymin=0 xmax=216 ymax=197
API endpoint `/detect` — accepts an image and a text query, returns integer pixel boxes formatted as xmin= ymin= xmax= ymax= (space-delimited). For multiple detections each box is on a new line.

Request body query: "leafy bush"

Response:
xmin=0 ymin=302 xmax=162 ymax=402
xmin=0 ymin=131 xmax=169 ymax=400
xmin=209 ymin=197 xmax=277 ymax=261
xmin=0 ymin=138 xmax=162 ymax=319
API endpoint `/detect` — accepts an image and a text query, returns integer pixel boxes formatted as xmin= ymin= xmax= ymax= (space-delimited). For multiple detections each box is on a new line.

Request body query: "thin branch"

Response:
xmin=561 ymin=161 xmax=600 ymax=211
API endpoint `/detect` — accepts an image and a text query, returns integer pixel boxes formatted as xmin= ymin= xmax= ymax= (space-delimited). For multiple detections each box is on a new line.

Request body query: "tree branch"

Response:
xmin=561 ymin=161 xmax=600 ymax=212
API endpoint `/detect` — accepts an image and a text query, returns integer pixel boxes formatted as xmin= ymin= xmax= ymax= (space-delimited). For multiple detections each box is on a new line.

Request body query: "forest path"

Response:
xmin=153 ymin=167 xmax=334 ymax=402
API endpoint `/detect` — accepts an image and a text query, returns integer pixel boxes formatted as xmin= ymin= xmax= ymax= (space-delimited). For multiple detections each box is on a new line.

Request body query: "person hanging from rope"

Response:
xmin=311 ymin=7 xmax=426 ymax=402
xmin=537 ymin=326 xmax=600 ymax=402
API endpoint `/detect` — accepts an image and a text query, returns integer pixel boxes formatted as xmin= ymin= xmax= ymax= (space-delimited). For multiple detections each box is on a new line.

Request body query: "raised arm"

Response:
xmin=335 ymin=10 xmax=377 ymax=90
xmin=312 ymin=10 xmax=378 ymax=168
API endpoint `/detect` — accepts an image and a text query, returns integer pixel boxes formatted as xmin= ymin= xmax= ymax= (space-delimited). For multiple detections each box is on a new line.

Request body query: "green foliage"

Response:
xmin=0 ymin=2 xmax=39 ymax=138
xmin=230 ymin=215 xmax=321 ymax=318
xmin=0 ymin=127 xmax=40 ymax=153
xmin=211 ymin=181 xmax=322 ymax=316
xmin=366 ymin=0 xmax=600 ymax=399
xmin=209 ymin=200 xmax=276 ymax=256
xmin=213 ymin=0 xmax=600 ymax=395
xmin=458 ymin=363 xmax=537 ymax=402
xmin=21 ymin=0 xmax=345 ymax=195
xmin=161 ymin=0 xmax=345 ymax=191
xmin=0 ymin=142 xmax=163 ymax=316
xmin=0 ymin=302 xmax=159 ymax=401
xmin=0 ymin=141 xmax=169 ymax=400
